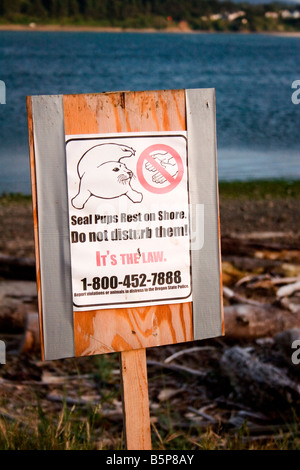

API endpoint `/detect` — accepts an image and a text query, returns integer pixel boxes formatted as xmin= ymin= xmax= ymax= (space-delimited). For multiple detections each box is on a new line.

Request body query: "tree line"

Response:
xmin=0 ymin=0 xmax=241 ymax=21
xmin=0 ymin=0 xmax=299 ymax=31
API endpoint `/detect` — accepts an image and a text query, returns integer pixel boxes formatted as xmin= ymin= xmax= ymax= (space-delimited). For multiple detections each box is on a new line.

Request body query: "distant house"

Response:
xmin=265 ymin=12 xmax=279 ymax=19
xmin=208 ymin=11 xmax=247 ymax=23
xmin=209 ymin=14 xmax=222 ymax=21
xmin=227 ymin=11 xmax=246 ymax=22
xmin=280 ymin=10 xmax=292 ymax=18
xmin=280 ymin=9 xmax=300 ymax=19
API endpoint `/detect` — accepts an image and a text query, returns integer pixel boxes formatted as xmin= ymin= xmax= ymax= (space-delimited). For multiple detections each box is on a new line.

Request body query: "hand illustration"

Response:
xmin=145 ymin=151 xmax=178 ymax=184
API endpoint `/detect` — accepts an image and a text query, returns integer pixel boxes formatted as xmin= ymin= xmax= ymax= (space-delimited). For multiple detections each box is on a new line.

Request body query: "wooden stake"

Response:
xmin=120 ymin=348 xmax=152 ymax=450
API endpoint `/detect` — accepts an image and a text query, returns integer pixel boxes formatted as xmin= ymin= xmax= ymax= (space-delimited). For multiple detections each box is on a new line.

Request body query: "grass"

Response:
xmin=218 ymin=180 xmax=300 ymax=200
xmin=0 ymin=403 xmax=98 ymax=450
xmin=0 ymin=192 xmax=32 ymax=205
xmin=1 ymin=406 xmax=299 ymax=450
xmin=0 ymin=355 xmax=299 ymax=450
xmin=1 ymin=180 xmax=299 ymax=207
xmin=151 ymin=415 xmax=300 ymax=450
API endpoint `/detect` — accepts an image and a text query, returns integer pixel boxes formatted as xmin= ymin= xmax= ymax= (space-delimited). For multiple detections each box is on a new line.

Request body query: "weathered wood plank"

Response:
xmin=185 ymin=89 xmax=224 ymax=340
xmin=63 ymin=90 xmax=186 ymax=135
xmin=28 ymin=96 xmax=75 ymax=360
xmin=26 ymin=96 xmax=44 ymax=359
xmin=73 ymin=303 xmax=193 ymax=356
xmin=63 ymin=90 xmax=193 ymax=356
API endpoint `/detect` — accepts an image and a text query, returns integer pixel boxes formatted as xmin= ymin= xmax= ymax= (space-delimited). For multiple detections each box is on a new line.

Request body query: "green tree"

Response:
xmin=68 ymin=0 xmax=79 ymax=17
xmin=26 ymin=0 xmax=48 ymax=18
xmin=2 ymin=0 xmax=21 ymax=19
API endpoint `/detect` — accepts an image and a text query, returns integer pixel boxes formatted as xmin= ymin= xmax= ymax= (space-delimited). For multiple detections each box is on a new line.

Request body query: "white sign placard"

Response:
xmin=65 ymin=132 xmax=192 ymax=311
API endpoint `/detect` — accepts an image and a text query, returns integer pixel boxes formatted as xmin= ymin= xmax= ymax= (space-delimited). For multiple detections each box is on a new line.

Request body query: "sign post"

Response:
xmin=121 ymin=348 xmax=152 ymax=450
xmin=27 ymin=89 xmax=223 ymax=450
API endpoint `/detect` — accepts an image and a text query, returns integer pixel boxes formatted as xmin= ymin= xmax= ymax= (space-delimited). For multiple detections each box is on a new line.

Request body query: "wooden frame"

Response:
xmin=27 ymin=88 xmax=224 ymax=361
xmin=27 ymin=88 xmax=223 ymax=450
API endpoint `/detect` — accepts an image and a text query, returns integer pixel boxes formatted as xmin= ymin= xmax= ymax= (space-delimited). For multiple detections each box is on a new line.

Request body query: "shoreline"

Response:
xmin=1 ymin=179 xmax=299 ymax=199
xmin=0 ymin=24 xmax=299 ymax=36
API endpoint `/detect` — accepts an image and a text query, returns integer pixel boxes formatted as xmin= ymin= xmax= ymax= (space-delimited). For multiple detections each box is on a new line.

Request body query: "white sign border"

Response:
xmin=65 ymin=131 xmax=193 ymax=311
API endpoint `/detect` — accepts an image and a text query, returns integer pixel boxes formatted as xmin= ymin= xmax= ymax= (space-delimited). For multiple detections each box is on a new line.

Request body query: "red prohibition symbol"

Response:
xmin=136 ymin=144 xmax=184 ymax=194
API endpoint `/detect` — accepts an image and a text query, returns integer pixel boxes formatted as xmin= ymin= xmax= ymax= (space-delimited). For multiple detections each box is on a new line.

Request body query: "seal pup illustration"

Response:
xmin=71 ymin=143 xmax=143 ymax=209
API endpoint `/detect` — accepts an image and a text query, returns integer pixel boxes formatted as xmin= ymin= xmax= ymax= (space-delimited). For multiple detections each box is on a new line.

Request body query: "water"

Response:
xmin=0 ymin=31 xmax=299 ymax=194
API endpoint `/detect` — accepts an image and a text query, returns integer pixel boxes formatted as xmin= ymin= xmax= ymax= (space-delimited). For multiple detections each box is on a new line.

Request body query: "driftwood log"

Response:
xmin=0 ymin=281 xmax=37 ymax=332
xmin=221 ymin=236 xmax=300 ymax=256
xmin=220 ymin=345 xmax=300 ymax=409
xmin=224 ymin=304 xmax=300 ymax=341
xmin=0 ymin=254 xmax=36 ymax=280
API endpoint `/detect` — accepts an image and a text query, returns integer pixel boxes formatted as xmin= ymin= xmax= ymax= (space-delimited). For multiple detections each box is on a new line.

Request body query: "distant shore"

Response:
xmin=0 ymin=24 xmax=299 ymax=36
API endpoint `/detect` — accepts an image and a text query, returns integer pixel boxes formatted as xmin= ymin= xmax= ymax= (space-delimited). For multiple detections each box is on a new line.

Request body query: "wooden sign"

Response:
xmin=27 ymin=89 xmax=224 ymax=449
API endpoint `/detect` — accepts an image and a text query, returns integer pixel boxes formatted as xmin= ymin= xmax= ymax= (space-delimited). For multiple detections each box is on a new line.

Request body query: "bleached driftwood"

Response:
xmin=277 ymin=281 xmax=300 ymax=298
xmin=235 ymin=274 xmax=300 ymax=289
xmin=223 ymin=286 xmax=265 ymax=306
xmin=164 ymin=346 xmax=216 ymax=364
xmin=147 ymin=359 xmax=207 ymax=378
